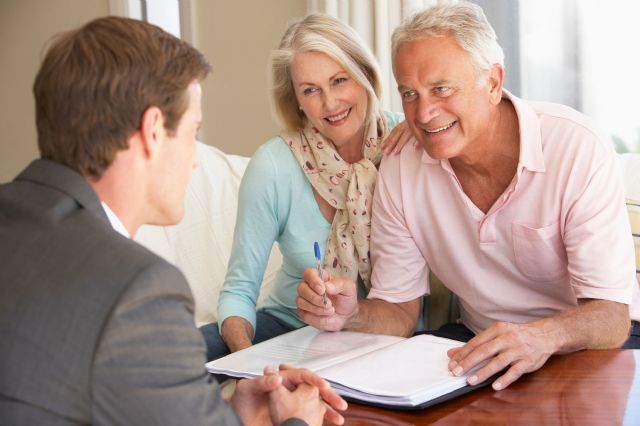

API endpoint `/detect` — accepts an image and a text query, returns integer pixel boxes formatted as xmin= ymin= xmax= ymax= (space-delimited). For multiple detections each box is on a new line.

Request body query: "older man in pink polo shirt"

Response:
xmin=297 ymin=1 xmax=640 ymax=391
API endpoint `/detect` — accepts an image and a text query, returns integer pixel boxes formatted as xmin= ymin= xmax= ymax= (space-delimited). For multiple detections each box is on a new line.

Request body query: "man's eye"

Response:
xmin=434 ymin=86 xmax=451 ymax=96
xmin=402 ymin=90 xmax=417 ymax=99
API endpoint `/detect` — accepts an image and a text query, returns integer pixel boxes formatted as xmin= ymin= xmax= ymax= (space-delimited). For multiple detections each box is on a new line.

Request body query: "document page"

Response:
xmin=206 ymin=326 xmax=404 ymax=379
xmin=317 ymin=334 xmax=468 ymax=406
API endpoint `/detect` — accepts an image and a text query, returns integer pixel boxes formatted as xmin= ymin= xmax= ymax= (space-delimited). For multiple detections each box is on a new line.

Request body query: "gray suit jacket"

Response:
xmin=0 ymin=160 xmax=242 ymax=425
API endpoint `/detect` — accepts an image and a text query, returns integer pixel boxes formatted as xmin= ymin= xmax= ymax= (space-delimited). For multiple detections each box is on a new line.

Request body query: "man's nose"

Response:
xmin=416 ymin=96 xmax=439 ymax=124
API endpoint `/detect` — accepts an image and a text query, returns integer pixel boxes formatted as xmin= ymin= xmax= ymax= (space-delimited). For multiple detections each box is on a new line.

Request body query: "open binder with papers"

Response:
xmin=206 ymin=326 xmax=492 ymax=409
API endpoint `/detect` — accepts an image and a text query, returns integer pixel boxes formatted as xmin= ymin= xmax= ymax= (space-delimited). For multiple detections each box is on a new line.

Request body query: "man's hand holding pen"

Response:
xmin=296 ymin=268 xmax=359 ymax=332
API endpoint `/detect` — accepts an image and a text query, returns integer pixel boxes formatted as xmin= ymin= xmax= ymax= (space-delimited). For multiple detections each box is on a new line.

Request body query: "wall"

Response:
xmin=0 ymin=0 xmax=110 ymax=183
xmin=0 ymin=0 xmax=306 ymax=183
xmin=194 ymin=0 xmax=307 ymax=157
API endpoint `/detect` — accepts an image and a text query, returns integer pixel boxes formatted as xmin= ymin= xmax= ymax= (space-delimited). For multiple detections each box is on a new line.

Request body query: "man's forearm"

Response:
xmin=536 ymin=299 xmax=630 ymax=354
xmin=344 ymin=298 xmax=421 ymax=337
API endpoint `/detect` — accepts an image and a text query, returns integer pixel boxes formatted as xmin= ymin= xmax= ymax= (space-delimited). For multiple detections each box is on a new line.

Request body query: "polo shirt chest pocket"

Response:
xmin=511 ymin=221 xmax=568 ymax=281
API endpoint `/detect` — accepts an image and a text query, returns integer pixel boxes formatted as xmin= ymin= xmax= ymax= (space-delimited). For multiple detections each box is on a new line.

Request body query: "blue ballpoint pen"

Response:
xmin=313 ymin=241 xmax=326 ymax=306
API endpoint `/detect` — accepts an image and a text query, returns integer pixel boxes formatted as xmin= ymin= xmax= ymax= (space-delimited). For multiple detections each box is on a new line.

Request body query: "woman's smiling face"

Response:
xmin=291 ymin=51 xmax=368 ymax=150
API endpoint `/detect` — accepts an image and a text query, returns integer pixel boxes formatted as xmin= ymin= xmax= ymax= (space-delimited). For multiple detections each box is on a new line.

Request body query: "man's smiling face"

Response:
xmin=394 ymin=33 xmax=498 ymax=162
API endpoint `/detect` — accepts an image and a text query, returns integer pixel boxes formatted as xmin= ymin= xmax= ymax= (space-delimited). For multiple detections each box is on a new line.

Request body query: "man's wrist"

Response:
xmin=342 ymin=301 xmax=362 ymax=331
xmin=533 ymin=317 xmax=572 ymax=354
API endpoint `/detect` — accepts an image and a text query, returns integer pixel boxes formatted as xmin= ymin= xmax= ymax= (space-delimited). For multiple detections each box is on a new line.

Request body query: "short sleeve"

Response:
xmin=564 ymin=141 xmax=637 ymax=303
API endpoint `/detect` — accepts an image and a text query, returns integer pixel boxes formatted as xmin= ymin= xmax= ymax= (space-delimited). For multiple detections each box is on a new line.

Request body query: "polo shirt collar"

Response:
xmin=419 ymin=89 xmax=546 ymax=173
xmin=505 ymin=90 xmax=545 ymax=173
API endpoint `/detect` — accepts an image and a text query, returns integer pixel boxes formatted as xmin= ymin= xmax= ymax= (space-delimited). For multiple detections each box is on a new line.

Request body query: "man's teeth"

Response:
xmin=425 ymin=122 xmax=455 ymax=133
xmin=326 ymin=110 xmax=349 ymax=122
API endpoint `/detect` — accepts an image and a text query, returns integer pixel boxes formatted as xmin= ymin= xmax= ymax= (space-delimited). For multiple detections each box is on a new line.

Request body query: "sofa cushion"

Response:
xmin=135 ymin=142 xmax=281 ymax=326
xmin=629 ymin=201 xmax=640 ymax=278
xmin=620 ymin=154 xmax=640 ymax=282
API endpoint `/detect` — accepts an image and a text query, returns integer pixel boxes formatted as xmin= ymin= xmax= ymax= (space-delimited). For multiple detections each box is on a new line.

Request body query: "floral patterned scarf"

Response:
xmin=282 ymin=117 xmax=386 ymax=288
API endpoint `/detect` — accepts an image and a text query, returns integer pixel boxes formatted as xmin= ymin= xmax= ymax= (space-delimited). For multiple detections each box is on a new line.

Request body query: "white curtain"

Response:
xmin=307 ymin=0 xmax=440 ymax=112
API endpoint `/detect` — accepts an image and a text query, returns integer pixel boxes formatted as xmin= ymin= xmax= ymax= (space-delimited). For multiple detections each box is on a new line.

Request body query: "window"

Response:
xmin=109 ymin=0 xmax=181 ymax=38
xmin=518 ymin=0 xmax=640 ymax=153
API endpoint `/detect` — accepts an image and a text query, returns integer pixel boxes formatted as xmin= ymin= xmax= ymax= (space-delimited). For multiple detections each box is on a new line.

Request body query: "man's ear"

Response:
xmin=487 ymin=64 xmax=504 ymax=105
xmin=139 ymin=106 xmax=165 ymax=159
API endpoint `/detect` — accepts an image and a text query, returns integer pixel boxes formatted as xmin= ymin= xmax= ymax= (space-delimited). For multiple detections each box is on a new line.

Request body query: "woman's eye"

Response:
xmin=334 ymin=77 xmax=348 ymax=85
xmin=303 ymin=87 xmax=318 ymax=96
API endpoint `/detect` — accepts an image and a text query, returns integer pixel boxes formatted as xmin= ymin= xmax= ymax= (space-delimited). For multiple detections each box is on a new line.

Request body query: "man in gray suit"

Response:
xmin=0 ymin=16 xmax=346 ymax=425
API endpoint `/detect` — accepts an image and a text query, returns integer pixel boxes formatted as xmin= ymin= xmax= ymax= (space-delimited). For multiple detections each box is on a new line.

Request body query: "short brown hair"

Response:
xmin=33 ymin=16 xmax=211 ymax=178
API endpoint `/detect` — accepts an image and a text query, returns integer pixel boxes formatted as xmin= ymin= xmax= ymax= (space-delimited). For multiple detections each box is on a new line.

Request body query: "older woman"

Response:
xmin=200 ymin=14 xmax=414 ymax=361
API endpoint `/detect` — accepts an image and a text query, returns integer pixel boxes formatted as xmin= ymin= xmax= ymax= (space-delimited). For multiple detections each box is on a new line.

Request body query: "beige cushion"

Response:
xmin=628 ymin=201 xmax=640 ymax=281
xmin=424 ymin=272 xmax=460 ymax=330
xmin=620 ymin=153 xmax=640 ymax=283
xmin=135 ymin=142 xmax=281 ymax=326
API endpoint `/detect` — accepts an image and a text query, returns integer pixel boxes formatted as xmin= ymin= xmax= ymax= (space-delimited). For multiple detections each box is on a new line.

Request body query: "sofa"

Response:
xmin=135 ymin=142 xmax=281 ymax=327
xmin=135 ymin=142 xmax=640 ymax=328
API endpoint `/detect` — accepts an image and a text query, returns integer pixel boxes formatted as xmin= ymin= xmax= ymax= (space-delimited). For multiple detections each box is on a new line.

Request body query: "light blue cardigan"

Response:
xmin=217 ymin=111 xmax=405 ymax=331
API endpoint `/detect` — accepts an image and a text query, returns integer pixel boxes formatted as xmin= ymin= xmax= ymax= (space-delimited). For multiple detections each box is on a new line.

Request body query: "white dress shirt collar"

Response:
xmin=101 ymin=201 xmax=130 ymax=238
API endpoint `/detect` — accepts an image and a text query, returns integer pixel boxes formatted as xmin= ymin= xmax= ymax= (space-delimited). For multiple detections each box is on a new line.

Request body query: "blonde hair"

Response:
xmin=271 ymin=13 xmax=385 ymax=134
xmin=392 ymin=1 xmax=504 ymax=78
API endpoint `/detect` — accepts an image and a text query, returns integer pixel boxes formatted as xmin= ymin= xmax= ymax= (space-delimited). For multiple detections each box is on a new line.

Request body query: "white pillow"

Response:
xmin=136 ymin=142 xmax=281 ymax=326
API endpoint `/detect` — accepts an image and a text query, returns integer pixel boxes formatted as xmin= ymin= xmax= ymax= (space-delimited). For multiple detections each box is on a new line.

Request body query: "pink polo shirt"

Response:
xmin=369 ymin=91 xmax=640 ymax=334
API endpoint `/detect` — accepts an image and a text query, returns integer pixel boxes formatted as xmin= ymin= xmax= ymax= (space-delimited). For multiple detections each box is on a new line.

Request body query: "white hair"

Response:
xmin=392 ymin=1 xmax=504 ymax=78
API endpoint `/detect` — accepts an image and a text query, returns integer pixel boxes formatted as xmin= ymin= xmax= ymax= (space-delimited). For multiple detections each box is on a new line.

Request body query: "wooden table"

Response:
xmin=342 ymin=349 xmax=639 ymax=425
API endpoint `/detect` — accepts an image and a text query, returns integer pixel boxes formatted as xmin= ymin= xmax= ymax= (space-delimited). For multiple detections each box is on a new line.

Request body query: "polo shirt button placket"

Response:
xmin=478 ymin=215 xmax=496 ymax=244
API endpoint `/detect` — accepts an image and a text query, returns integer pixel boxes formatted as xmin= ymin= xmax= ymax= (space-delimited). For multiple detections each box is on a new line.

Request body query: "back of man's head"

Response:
xmin=33 ymin=16 xmax=211 ymax=179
